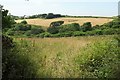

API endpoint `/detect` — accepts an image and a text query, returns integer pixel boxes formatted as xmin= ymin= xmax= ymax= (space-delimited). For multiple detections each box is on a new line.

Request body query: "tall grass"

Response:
xmin=11 ymin=35 xmax=120 ymax=78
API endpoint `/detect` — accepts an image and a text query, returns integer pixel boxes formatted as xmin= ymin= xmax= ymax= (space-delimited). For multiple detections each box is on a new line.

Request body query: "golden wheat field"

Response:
xmin=14 ymin=35 xmax=113 ymax=78
xmin=15 ymin=17 xmax=113 ymax=27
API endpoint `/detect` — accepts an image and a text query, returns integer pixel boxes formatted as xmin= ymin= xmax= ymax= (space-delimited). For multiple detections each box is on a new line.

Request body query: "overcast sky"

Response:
xmin=0 ymin=0 xmax=120 ymax=16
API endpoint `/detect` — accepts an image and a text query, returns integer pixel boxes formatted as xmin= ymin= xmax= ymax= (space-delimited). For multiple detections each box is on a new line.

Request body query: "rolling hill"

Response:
xmin=15 ymin=17 xmax=113 ymax=27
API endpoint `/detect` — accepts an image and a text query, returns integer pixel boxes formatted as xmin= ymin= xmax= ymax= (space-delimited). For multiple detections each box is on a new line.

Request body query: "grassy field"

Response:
xmin=13 ymin=35 xmax=118 ymax=78
xmin=15 ymin=17 xmax=113 ymax=28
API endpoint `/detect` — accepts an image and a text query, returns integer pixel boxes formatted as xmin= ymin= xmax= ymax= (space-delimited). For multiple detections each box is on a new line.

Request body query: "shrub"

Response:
xmin=112 ymin=25 xmax=120 ymax=28
xmin=6 ymin=29 xmax=15 ymax=36
xmin=49 ymin=21 xmax=64 ymax=27
xmin=15 ymin=24 xmax=31 ymax=31
xmin=45 ymin=13 xmax=54 ymax=19
xmin=102 ymin=28 xmax=118 ymax=35
xmin=21 ymin=20 xmax=27 ymax=24
xmin=86 ymin=30 xmax=103 ymax=36
xmin=38 ymin=33 xmax=45 ymax=38
xmin=2 ymin=35 xmax=38 ymax=78
xmin=93 ymin=25 xmax=100 ymax=30
xmin=59 ymin=23 xmax=80 ymax=32
xmin=73 ymin=31 xmax=86 ymax=36
xmin=24 ymin=30 xmax=31 ymax=36
xmin=61 ymin=32 xmax=72 ymax=37
xmin=103 ymin=21 xmax=113 ymax=28
xmin=31 ymin=27 xmax=45 ymax=35
xmin=82 ymin=22 xmax=92 ymax=32
xmin=44 ymin=32 xmax=51 ymax=37
xmin=47 ymin=26 xmax=59 ymax=34
xmin=75 ymin=39 xmax=120 ymax=78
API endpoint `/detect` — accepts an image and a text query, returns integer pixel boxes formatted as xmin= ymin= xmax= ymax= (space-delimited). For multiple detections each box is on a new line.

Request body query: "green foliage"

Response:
xmin=44 ymin=32 xmax=52 ymax=37
xmin=102 ymin=28 xmax=119 ymax=35
xmin=75 ymin=39 xmax=120 ymax=78
xmin=47 ymin=26 xmax=59 ymax=34
xmin=93 ymin=25 xmax=100 ymax=30
xmin=28 ymin=13 xmax=63 ymax=19
xmin=45 ymin=13 xmax=54 ymax=19
xmin=24 ymin=30 xmax=31 ymax=36
xmin=86 ymin=29 xmax=103 ymax=36
xmin=2 ymin=35 xmax=38 ymax=78
xmin=31 ymin=27 xmax=45 ymax=35
xmin=82 ymin=22 xmax=92 ymax=32
xmin=59 ymin=23 xmax=80 ymax=32
xmin=49 ymin=21 xmax=64 ymax=27
xmin=6 ymin=28 xmax=15 ymax=36
xmin=60 ymin=32 xmax=73 ymax=37
xmin=73 ymin=31 xmax=86 ymax=36
xmin=114 ymin=35 xmax=120 ymax=47
xmin=2 ymin=9 xmax=15 ymax=30
xmin=21 ymin=20 xmax=27 ymax=24
xmin=15 ymin=24 xmax=31 ymax=31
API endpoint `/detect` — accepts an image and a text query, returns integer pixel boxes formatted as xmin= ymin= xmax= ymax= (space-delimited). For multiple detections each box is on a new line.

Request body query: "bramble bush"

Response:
xmin=75 ymin=38 xmax=120 ymax=78
xmin=2 ymin=35 xmax=38 ymax=78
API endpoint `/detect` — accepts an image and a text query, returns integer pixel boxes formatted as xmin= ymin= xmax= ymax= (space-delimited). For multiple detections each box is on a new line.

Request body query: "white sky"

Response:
xmin=0 ymin=0 xmax=120 ymax=16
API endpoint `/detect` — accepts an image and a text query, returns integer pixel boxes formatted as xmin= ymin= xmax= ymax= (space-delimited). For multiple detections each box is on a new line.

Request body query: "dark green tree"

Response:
xmin=82 ymin=22 xmax=92 ymax=32
xmin=21 ymin=20 xmax=27 ymax=24
xmin=47 ymin=26 xmax=59 ymax=34
xmin=46 ymin=13 xmax=54 ymax=19
xmin=2 ymin=9 xmax=15 ymax=30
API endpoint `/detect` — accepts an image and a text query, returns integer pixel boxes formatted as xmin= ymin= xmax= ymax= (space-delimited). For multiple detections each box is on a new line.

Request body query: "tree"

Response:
xmin=82 ymin=22 xmax=92 ymax=32
xmin=31 ymin=27 xmax=45 ymax=35
xmin=21 ymin=20 xmax=27 ymax=24
xmin=59 ymin=23 xmax=80 ymax=32
xmin=2 ymin=8 xmax=15 ymax=30
xmin=45 ymin=13 xmax=54 ymax=19
xmin=41 ymin=14 xmax=47 ymax=18
xmin=47 ymin=26 xmax=59 ymax=34
xmin=49 ymin=21 xmax=64 ymax=27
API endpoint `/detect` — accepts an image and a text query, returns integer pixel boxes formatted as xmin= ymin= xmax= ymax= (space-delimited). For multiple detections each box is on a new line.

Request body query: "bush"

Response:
xmin=21 ymin=20 xmax=27 ymax=24
xmin=73 ymin=31 xmax=86 ymax=36
xmin=93 ymin=25 xmax=100 ymax=30
xmin=61 ymin=32 xmax=73 ymax=37
xmin=45 ymin=13 xmax=54 ymax=19
xmin=59 ymin=23 xmax=80 ymax=32
xmin=15 ymin=24 xmax=31 ymax=31
xmin=49 ymin=21 xmax=64 ymax=27
xmin=112 ymin=25 xmax=120 ymax=28
xmin=6 ymin=29 xmax=15 ymax=36
xmin=44 ymin=32 xmax=51 ymax=37
xmin=82 ymin=22 xmax=92 ymax=32
xmin=102 ymin=28 xmax=118 ymax=35
xmin=2 ymin=35 xmax=38 ymax=78
xmin=38 ymin=33 xmax=45 ymax=38
xmin=75 ymin=39 xmax=120 ymax=78
xmin=86 ymin=30 xmax=103 ymax=36
xmin=47 ymin=26 xmax=59 ymax=34
xmin=24 ymin=30 xmax=31 ymax=36
xmin=31 ymin=27 xmax=45 ymax=35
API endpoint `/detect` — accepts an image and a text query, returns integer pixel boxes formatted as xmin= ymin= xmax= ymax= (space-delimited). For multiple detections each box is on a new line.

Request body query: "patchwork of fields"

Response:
xmin=15 ymin=17 xmax=113 ymax=27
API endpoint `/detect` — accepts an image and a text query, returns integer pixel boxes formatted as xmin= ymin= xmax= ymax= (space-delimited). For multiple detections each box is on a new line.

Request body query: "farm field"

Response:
xmin=2 ymin=1 xmax=120 ymax=79
xmin=13 ymin=35 xmax=117 ymax=78
xmin=15 ymin=17 xmax=113 ymax=27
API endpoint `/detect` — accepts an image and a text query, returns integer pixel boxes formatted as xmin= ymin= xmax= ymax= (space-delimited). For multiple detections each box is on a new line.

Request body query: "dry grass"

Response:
xmin=15 ymin=17 xmax=113 ymax=28
xmin=14 ymin=35 xmax=113 ymax=78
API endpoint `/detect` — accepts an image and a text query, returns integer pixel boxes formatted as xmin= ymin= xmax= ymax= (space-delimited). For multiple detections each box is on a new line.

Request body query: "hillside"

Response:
xmin=15 ymin=17 xmax=113 ymax=27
